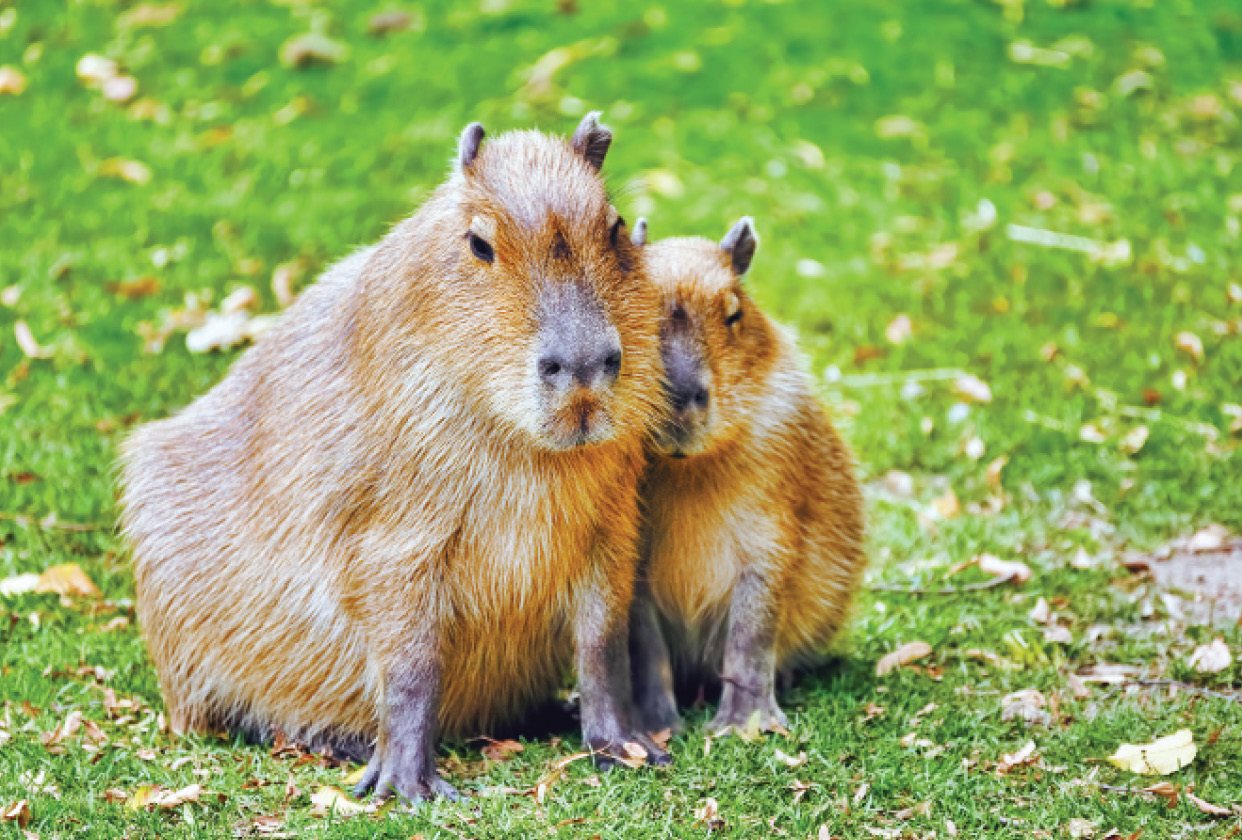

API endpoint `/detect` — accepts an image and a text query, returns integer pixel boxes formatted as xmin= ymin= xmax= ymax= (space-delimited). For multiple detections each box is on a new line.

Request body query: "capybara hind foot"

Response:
xmin=352 ymin=748 xmax=460 ymax=803
xmin=586 ymin=730 xmax=672 ymax=770
xmin=709 ymin=680 xmax=789 ymax=737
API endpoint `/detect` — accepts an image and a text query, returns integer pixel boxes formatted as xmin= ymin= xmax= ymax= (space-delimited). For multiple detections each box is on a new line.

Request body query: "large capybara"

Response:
xmin=121 ymin=114 xmax=668 ymax=801
xmin=628 ymin=218 xmax=866 ymax=736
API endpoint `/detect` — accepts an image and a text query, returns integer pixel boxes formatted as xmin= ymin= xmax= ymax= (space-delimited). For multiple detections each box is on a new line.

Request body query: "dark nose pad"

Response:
xmin=670 ymin=385 xmax=709 ymax=414
xmin=538 ymin=346 xmax=622 ymax=390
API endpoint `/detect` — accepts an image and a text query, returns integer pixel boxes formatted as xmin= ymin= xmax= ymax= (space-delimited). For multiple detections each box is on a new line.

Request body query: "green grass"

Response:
xmin=2 ymin=0 xmax=1241 ymax=836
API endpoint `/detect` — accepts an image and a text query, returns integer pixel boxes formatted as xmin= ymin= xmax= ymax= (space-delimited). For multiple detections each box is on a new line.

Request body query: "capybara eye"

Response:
xmin=468 ymin=232 xmax=495 ymax=264
xmin=725 ymin=308 xmax=743 ymax=327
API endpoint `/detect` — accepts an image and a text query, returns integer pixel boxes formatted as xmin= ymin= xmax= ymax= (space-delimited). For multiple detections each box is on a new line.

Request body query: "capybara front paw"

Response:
xmin=709 ymin=684 xmax=789 ymax=737
xmin=352 ymin=751 xmax=460 ymax=803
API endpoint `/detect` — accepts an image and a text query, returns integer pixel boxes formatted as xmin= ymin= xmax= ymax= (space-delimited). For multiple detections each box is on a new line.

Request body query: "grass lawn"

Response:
xmin=2 ymin=0 xmax=1241 ymax=836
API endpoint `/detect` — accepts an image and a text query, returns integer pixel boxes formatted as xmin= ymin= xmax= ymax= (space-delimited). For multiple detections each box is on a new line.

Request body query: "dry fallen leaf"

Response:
xmin=876 ymin=641 xmax=933 ymax=676
xmin=15 ymin=321 xmax=51 ymax=359
xmin=481 ymin=738 xmax=524 ymax=762
xmin=1108 ymin=729 xmax=1196 ymax=775
xmin=1185 ymin=791 xmax=1232 ymax=817
xmin=1028 ymin=597 xmax=1051 ymax=624
xmin=128 ymin=783 xmax=202 ymax=810
xmin=280 ymin=33 xmax=348 ymax=68
xmin=76 ymin=54 xmax=118 ymax=86
xmin=1 ymin=800 xmax=29 ymax=827
xmin=1066 ymin=817 xmax=1096 ymax=838
xmin=1174 ymin=331 xmax=1204 ymax=363
xmin=1187 ymin=638 xmax=1232 ymax=674
xmin=1185 ymin=524 xmax=1228 ymax=552
xmin=0 ymin=573 xmax=40 ymax=597
xmin=1142 ymin=781 xmax=1179 ymax=807
xmin=693 ymin=797 xmax=724 ymax=829
xmin=35 ymin=564 xmax=101 ymax=598
xmin=367 ymin=10 xmax=414 ymax=35
xmin=1001 ymin=689 xmax=1050 ymax=726
xmin=0 ymin=65 xmax=26 ymax=96
xmin=996 ymin=740 xmax=1038 ymax=774
xmin=773 ymin=748 xmax=807 ymax=768
xmin=977 ymin=553 xmax=1032 ymax=584
xmin=1120 ymin=425 xmax=1149 ymax=455
xmin=885 ymin=314 xmax=913 ymax=345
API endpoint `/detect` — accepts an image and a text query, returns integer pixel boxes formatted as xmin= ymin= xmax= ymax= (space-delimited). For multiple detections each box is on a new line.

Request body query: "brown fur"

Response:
xmin=633 ymin=229 xmax=866 ymax=732
xmin=121 ymin=120 xmax=666 ymax=792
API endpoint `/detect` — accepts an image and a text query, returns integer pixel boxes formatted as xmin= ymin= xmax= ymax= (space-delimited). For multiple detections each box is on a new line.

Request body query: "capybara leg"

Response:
xmin=575 ymin=572 xmax=672 ymax=769
xmin=710 ymin=569 xmax=788 ymax=736
xmin=629 ymin=581 xmax=681 ymax=735
xmin=353 ymin=658 xmax=459 ymax=802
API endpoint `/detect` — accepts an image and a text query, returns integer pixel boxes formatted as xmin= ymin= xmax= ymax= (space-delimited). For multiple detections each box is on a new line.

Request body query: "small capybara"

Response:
xmin=627 ymin=218 xmax=866 ymax=735
xmin=121 ymin=113 xmax=669 ymax=801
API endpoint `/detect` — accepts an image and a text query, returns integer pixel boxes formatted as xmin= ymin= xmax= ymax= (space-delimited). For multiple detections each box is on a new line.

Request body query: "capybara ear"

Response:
xmin=720 ymin=216 xmax=758 ymax=276
xmin=571 ymin=111 xmax=612 ymax=171
xmin=632 ymin=217 xmax=649 ymax=247
xmin=458 ymin=122 xmax=486 ymax=171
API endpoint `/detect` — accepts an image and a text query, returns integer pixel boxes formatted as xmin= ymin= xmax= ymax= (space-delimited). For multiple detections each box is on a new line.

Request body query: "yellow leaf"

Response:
xmin=99 ymin=157 xmax=152 ymax=185
xmin=1108 ymin=729 xmax=1196 ymax=775
xmin=35 ymin=564 xmax=101 ymax=598
xmin=309 ymin=786 xmax=367 ymax=818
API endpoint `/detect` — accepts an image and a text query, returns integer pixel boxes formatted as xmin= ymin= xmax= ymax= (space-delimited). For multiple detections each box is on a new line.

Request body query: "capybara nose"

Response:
xmin=538 ymin=344 xmax=622 ymax=390
xmin=536 ymin=282 xmax=622 ymax=393
xmin=670 ymin=385 xmax=709 ymax=414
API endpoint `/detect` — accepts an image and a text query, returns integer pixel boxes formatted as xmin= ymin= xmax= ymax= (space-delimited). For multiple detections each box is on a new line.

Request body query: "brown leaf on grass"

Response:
xmin=1 ymin=800 xmax=29 ymax=828
xmin=1120 ymin=425 xmax=1149 ymax=455
xmin=280 ymin=33 xmax=347 ymax=69
xmin=978 ymin=553 xmax=1032 ymax=584
xmin=107 ymin=276 xmax=161 ymax=299
xmin=861 ymin=702 xmax=886 ymax=722
xmin=481 ymin=738 xmax=524 ymax=761
xmin=1066 ymin=817 xmax=1096 ymax=837
xmin=367 ymin=10 xmax=413 ymax=35
xmin=35 ymin=564 xmax=101 ymax=598
xmin=1141 ymin=781 xmax=1179 ymax=807
xmin=1001 ymin=690 xmax=1050 ymax=726
xmin=1187 ymin=638 xmax=1232 ymax=674
xmin=876 ymin=641 xmax=933 ymax=676
xmin=42 ymin=711 xmax=83 ymax=751
xmin=996 ymin=740 xmax=1037 ymax=775
xmin=0 ymin=66 xmax=26 ymax=96
xmin=102 ymin=75 xmax=137 ymax=103
xmin=102 ymin=788 xmax=128 ymax=803
xmin=1185 ymin=791 xmax=1232 ymax=817
xmin=693 ymin=797 xmax=724 ymax=830
xmin=76 ymin=54 xmax=118 ymax=86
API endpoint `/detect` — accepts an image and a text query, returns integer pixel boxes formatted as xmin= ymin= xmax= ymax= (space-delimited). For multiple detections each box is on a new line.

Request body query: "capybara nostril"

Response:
xmin=538 ymin=356 xmax=565 ymax=384
xmin=603 ymin=350 xmax=623 ymax=380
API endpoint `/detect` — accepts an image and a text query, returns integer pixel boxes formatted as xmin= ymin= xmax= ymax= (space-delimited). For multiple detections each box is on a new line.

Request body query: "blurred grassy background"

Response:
xmin=1 ymin=0 xmax=1240 ymax=837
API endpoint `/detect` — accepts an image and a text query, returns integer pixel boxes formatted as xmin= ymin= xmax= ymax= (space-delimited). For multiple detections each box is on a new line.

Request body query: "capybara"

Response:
xmin=121 ymin=113 xmax=669 ymax=801
xmin=627 ymin=218 xmax=866 ymax=735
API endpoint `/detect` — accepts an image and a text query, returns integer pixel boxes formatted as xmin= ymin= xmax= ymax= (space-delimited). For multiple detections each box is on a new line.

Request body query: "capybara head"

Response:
xmin=365 ymin=113 xmax=660 ymax=452
xmin=640 ymin=217 xmax=779 ymax=457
